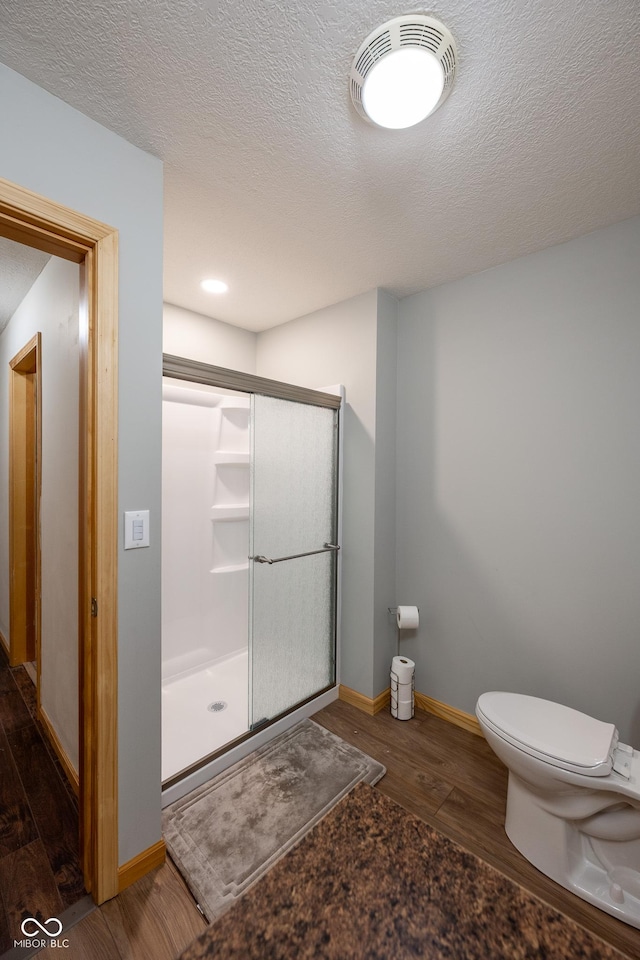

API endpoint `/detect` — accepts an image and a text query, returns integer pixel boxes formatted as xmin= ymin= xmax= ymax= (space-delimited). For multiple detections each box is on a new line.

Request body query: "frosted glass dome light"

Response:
xmin=350 ymin=15 xmax=457 ymax=130
xmin=362 ymin=47 xmax=445 ymax=129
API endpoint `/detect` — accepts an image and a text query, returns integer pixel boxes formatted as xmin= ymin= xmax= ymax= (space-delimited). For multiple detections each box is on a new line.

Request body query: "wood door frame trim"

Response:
xmin=9 ymin=332 xmax=41 ymax=370
xmin=0 ymin=176 xmax=119 ymax=903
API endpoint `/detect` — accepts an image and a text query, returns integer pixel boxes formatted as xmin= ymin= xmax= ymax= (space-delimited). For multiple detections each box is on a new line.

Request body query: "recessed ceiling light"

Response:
xmin=201 ymin=278 xmax=228 ymax=294
xmin=350 ymin=15 xmax=457 ymax=130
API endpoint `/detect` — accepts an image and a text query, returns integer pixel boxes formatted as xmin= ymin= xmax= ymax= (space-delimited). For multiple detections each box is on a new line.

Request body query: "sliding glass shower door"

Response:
xmin=249 ymin=394 xmax=339 ymax=729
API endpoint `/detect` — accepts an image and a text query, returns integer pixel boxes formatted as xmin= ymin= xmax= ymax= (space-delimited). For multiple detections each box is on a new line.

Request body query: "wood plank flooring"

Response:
xmin=35 ymin=859 xmax=207 ymax=960
xmin=0 ymin=645 xmax=85 ymax=952
xmin=8 ymin=697 xmax=640 ymax=958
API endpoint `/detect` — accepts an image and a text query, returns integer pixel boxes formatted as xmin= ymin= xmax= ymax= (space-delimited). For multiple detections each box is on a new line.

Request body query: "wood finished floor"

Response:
xmin=0 ymin=645 xmax=86 ymax=953
xmin=13 ymin=698 xmax=640 ymax=959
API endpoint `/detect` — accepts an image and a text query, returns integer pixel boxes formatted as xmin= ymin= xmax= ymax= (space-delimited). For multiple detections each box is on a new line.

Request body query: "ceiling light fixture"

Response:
xmin=350 ymin=14 xmax=457 ymax=130
xmin=201 ymin=278 xmax=229 ymax=294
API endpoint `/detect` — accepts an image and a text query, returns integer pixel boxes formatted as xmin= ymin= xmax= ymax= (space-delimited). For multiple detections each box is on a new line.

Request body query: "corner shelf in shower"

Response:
xmin=211 ymin=399 xmax=250 ymax=574
xmin=210 ymin=505 xmax=249 ymax=520
xmin=218 ymin=397 xmax=250 ymax=409
xmin=210 ymin=501 xmax=249 ymax=572
xmin=211 ymin=561 xmax=249 ymax=574
xmin=214 ymin=452 xmax=250 ymax=464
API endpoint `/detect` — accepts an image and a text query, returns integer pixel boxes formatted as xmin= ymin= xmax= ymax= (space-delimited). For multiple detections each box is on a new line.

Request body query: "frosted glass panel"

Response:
xmin=251 ymin=397 xmax=337 ymax=557
xmin=251 ymin=553 xmax=335 ymax=724
xmin=249 ymin=394 xmax=338 ymax=727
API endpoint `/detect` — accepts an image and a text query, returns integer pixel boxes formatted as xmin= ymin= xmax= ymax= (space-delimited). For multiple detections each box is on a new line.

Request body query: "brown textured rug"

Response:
xmin=163 ymin=719 xmax=386 ymax=922
xmin=178 ymin=782 xmax=627 ymax=960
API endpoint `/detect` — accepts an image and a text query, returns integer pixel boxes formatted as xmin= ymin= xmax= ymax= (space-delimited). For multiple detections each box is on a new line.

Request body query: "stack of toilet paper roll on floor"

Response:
xmin=391 ymin=655 xmax=415 ymax=720
xmin=391 ymin=605 xmax=419 ymax=720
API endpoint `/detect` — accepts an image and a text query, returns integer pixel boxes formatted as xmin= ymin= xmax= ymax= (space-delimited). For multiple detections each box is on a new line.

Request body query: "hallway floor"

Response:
xmin=0 ymin=644 xmax=86 ymax=952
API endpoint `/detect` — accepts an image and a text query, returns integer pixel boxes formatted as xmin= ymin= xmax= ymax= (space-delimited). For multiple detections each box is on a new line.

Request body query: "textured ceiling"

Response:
xmin=1 ymin=0 xmax=639 ymax=331
xmin=0 ymin=238 xmax=50 ymax=333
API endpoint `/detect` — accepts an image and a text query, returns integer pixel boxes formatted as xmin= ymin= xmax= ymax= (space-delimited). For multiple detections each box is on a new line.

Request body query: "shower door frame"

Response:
xmin=161 ymin=354 xmax=343 ymax=805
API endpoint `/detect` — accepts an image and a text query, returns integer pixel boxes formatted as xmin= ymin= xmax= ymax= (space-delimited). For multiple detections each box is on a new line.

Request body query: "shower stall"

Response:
xmin=161 ymin=356 xmax=342 ymax=801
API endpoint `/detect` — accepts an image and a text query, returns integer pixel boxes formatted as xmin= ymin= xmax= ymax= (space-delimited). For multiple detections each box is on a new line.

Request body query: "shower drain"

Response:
xmin=207 ymin=700 xmax=228 ymax=713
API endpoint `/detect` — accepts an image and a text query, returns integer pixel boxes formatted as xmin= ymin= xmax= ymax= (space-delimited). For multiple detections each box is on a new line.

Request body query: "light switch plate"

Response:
xmin=124 ymin=510 xmax=150 ymax=549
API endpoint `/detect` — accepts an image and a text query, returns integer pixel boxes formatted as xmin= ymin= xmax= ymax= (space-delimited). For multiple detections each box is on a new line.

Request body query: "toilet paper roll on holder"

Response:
xmin=389 ymin=606 xmax=420 ymax=629
xmin=389 ymin=605 xmax=420 ymax=657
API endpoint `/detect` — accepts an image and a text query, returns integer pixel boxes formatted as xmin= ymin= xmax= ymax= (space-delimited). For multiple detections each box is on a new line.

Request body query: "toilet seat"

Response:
xmin=477 ymin=692 xmax=617 ymax=777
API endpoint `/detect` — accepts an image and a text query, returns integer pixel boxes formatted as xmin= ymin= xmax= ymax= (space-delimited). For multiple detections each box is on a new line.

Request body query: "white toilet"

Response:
xmin=476 ymin=691 xmax=640 ymax=928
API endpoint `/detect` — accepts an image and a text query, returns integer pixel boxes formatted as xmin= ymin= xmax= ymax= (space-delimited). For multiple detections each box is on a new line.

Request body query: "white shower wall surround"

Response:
xmin=162 ymin=381 xmax=251 ymax=781
xmin=162 ymin=382 xmax=250 ymax=683
xmin=162 ymin=383 xmax=249 ymax=660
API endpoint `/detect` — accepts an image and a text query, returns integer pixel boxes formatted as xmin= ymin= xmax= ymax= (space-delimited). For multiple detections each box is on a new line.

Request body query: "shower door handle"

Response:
xmin=251 ymin=543 xmax=340 ymax=564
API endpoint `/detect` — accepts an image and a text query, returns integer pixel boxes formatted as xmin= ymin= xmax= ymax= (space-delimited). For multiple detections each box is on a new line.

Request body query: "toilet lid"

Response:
xmin=477 ymin=692 xmax=617 ymax=774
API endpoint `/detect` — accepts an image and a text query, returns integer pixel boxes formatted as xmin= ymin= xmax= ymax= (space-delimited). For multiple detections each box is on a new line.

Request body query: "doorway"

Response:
xmin=161 ymin=356 xmax=342 ymax=797
xmin=0 ymin=177 xmax=119 ymax=902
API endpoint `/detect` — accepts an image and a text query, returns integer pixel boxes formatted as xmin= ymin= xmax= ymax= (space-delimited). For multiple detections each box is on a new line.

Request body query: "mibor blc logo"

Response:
xmin=15 ymin=916 xmax=70 ymax=949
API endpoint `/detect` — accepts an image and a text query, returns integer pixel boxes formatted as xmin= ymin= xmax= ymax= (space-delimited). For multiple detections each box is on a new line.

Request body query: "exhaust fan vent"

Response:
xmin=350 ymin=14 xmax=457 ymax=127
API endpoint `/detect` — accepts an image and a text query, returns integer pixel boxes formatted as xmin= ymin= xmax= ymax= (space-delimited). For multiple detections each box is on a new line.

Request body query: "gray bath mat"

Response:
xmin=162 ymin=718 xmax=386 ymax=921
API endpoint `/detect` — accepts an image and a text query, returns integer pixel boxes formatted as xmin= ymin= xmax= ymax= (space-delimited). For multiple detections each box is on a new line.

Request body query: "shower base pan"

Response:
xmin=162 ymin=650 xmax=248 ymax=782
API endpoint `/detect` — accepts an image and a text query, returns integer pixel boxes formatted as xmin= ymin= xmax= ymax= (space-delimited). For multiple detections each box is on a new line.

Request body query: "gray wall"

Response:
xmin=373 ymin=290 xmax=398 ymax=695
xmin=0 ymin=62 xmax=164 ymax=864
xmin=397 ymin=216 xmax=640 ymax=743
